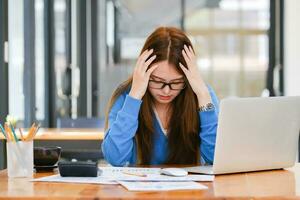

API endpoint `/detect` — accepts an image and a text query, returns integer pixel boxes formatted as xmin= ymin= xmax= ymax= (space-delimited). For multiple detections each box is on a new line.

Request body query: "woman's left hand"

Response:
xmin=179 ymin=45 xmax=211 ymax=106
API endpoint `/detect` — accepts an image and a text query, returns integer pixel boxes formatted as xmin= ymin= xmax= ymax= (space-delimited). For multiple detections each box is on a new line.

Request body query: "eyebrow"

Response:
xmin=151 ymin=74 xmax=184 ymax=81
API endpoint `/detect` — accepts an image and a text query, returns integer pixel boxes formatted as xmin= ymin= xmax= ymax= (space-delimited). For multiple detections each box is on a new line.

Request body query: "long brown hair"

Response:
xmin=105 ymin=27 xmax=200 ymax=164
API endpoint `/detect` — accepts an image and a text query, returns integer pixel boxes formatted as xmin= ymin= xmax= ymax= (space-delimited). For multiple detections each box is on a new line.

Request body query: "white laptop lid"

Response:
xmin=212 ymin=96 xmax=300 ymax=174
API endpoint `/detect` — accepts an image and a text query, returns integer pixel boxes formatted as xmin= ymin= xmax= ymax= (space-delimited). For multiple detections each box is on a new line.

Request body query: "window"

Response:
xmin=8 ymin=0 xmax=25 ymax=123
xmin=185 ymin=0 xmax=269 ymax=98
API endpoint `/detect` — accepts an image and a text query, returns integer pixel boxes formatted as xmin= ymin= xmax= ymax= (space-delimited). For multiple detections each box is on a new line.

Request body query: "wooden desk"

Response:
xmin=0 ymin=128 xmax=105 ymax=140
xmin=0 ymin=128 xmax=105 ymax=170
xmin=0 ymin=164 xmax=300 ymax=199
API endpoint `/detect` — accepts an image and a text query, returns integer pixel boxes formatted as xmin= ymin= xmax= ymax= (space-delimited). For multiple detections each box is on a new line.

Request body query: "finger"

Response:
xmin=140 ymin=49 xmax=151 ymax=59
xmin=184 ymin=45 xmax=192 ymax=60
xmin=136 ymin=49 xmax=148 ymax=68
xmin=179 ymin=62 xmax=188 ymax=75
xmin=188 ymin=46 xmax=195 ymax=58
xmin=143 ymin=55 xmax=156 ymax=69
xmin=182 ymin=49 xmax=190 ymax=66
xmin=184 ymin=45 xmax=191 ymax=59
xmin=137 ymin=49 xmax=152 ymax=67
xmin=140 ymin=49 xmax=154 ymax=65
xmin=146 ymin=64 xmax=159 ymax=77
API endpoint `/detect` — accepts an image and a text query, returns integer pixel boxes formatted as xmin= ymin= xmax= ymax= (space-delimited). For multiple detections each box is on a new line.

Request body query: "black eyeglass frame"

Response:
xmin=148 ymin=80 xmax=186 ymax=90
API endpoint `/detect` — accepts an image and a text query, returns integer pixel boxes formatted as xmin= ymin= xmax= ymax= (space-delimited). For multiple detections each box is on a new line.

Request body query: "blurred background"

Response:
xmin=0 ymin=0 xmax=299 ymax=128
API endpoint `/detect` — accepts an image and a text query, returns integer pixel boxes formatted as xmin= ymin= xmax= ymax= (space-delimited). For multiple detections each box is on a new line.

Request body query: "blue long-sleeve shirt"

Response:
xmin=102 ymin=86 xmax=219 ymax=166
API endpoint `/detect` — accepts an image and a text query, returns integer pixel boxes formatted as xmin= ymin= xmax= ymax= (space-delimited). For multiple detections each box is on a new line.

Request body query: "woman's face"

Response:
xmin=148 ymin=60 xmax=185 ymax=105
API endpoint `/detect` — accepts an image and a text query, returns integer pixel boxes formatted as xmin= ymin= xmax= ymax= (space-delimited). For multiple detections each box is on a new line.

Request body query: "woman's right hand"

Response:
xmin=129 ymin=49 xmax=159 ymax=100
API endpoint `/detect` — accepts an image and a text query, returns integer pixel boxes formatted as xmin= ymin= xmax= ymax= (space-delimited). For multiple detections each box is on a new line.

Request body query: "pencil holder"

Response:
xmin=6 ymin=141 xmax=33 ymax=178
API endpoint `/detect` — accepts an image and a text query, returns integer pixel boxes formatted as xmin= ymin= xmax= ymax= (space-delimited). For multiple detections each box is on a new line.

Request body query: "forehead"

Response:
xmin=151 ymin=60 xmax=183 ymax=80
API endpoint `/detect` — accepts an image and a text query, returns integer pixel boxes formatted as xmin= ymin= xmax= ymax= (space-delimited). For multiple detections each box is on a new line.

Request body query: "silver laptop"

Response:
xmin=185 ymin=96 xmax=300 ymax=175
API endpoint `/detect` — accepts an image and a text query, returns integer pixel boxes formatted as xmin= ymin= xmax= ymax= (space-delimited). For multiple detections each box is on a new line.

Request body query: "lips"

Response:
xmin=158 ymin=95 xmax=171 ymax=100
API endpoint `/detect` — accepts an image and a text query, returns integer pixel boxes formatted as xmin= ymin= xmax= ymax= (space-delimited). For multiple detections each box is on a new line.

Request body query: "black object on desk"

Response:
xmin=58 ymin=159 xmax=100 ymax=177
xmin=34 ymin=146 xmax=61 ymax=172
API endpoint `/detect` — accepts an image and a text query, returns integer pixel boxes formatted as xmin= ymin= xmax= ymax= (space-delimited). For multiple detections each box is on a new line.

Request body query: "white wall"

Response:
xmin=285 ymin=0 xmax=300 ymax=96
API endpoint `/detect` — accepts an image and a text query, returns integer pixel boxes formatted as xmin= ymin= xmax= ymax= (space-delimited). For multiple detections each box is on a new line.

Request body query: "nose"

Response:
xmin=162 ymin=84 xmax=171 ymax=94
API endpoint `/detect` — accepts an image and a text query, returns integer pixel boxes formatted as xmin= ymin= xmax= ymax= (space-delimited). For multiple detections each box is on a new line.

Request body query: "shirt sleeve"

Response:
xmin=199 ymin=86 xmax=219 ymax=164
xmin=101 ymin=94 xmax=141 ymax=166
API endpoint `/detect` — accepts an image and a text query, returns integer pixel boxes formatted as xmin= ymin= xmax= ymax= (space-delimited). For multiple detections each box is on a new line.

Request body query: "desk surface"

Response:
xmin=1 ymin=164 xmax=300 ymax=199
xmin=0 ymin=128 xmax=104 ymax=140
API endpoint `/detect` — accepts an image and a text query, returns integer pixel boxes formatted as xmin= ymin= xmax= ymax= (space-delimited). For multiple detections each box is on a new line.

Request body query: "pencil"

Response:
xmin=0 ymin=124 xmax=7 ymax=139
xmin=4 ymin=123 xmax=13 ymax=142
xmin=27 ymin=123 xmax=40 ymax=141
xmin=9 ymin=123 xmax=19 ymax=142
xmin=19 ymin=128 xmax=25 ymax=141
xmin=31 ymin=123 xmax=40 ymax=140
xmin=26 ymin=123 xmax=36 ymax=141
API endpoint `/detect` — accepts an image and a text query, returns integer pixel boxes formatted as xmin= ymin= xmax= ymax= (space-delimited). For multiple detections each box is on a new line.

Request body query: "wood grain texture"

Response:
xmin=0 ymin=128 xmax=104 ymax=140
xmin=0 ymin=164 xmax=300 ymax=199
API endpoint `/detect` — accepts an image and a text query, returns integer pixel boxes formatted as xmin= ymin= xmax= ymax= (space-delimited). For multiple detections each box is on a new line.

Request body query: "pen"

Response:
xmin=0 ymin=124 xmax=7 ymax=139
xmin=9 ymin=123 xmax=19 ymax=142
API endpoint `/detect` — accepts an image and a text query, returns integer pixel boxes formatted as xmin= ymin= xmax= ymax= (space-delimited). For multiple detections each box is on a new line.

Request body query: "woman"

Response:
xmin=102 ymin=27 xmax=219 ymax=166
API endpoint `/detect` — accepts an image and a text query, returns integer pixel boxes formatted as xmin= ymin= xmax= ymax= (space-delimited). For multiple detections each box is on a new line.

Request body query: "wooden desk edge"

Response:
xmin=0 ymin=129 xmax=104 ymax=140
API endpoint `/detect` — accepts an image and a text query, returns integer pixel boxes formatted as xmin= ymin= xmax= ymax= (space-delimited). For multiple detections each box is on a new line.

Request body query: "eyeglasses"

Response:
xmin=148 ymin=80 xmax=186 ymax=90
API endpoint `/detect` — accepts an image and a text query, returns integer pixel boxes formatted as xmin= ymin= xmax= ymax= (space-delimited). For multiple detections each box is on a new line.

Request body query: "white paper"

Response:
xmin=32 ymin=167 xmax=214 ymax=185
xmin=99 ymin=166 xmax=162 ymax=176
xmin=99 ymin=167 xmax=214 ymax=182
xmin=118 ymin=181 xmax=208 ymax=191
xmin=103 ymin=174 xmax=214 ymax=182
xmin=32 ymin=174 xmax=118 ymax=185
